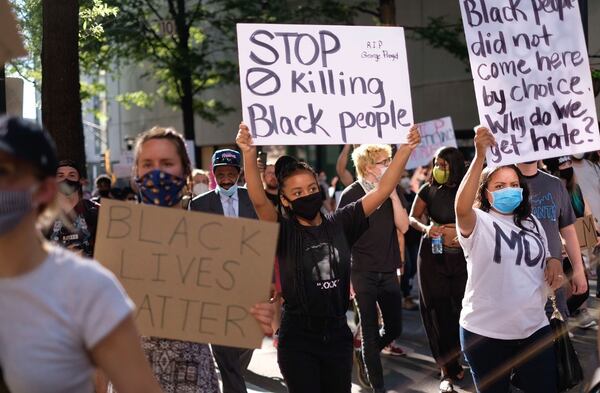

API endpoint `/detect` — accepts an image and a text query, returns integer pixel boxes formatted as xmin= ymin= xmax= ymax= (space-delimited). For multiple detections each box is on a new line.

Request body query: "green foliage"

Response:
xmin=407 ymin=17 xmax=470 ymax=70
xmin=592 ymin=69 xmax=600 ymax=80
xmin=8 ymin=0 xmax=118 ymax=103
xmin=116 ymin=90 xmax=156 ymax=109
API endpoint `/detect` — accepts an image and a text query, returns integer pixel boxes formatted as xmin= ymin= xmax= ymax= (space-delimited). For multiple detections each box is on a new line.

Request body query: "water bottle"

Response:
xmin=431 ymin=235 xmax=443 ymax=254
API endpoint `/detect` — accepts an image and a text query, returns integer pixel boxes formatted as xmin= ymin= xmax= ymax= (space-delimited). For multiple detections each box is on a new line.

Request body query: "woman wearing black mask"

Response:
xmin=115 ymin=126 xmax=274 ymax=393
xmin=236 ymin=122 xmax=420 ymax=393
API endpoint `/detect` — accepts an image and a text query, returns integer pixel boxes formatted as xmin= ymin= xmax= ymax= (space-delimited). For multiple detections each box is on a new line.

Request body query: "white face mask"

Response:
xmin=193 ymin=183 xmax=209 ymax=196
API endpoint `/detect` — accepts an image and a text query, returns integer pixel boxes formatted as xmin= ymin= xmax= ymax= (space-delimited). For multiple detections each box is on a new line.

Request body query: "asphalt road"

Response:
xmin=236 ymin=284 xmax=600 ymax=393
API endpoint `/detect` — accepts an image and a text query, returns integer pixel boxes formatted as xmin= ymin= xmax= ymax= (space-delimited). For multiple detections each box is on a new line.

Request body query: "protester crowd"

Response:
xmin=0 ymin=114 xmax=600 ymax=393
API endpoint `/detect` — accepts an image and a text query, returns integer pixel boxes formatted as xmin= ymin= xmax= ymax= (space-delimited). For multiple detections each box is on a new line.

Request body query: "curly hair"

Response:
xmin=351 ymin=144 xmax=392 ymax=180
xmin=429 ymin=146 xmax=467 ymax=187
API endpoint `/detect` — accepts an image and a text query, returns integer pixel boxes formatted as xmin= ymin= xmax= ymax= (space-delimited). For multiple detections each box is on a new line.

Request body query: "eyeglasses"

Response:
xmin=375 ymin=158 xmax=392 ymax=167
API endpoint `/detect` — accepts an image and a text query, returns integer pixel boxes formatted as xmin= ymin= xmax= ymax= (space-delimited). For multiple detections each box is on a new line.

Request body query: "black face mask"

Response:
xmin=285 ymin=192 xmax=322 ymax=221
xmin=560 ymin=167 xmax=574 ymax=182
xmin=58 ymin=179 xmax=81 ymax=196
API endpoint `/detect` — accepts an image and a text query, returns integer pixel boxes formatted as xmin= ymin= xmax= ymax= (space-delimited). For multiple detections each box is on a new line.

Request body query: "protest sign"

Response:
xmin=406 ymin=116 xmax=457 ymax=169
xmin=0 ymin=0 xmax=27 ymax=64
xmin=94 ymin=199 xmax=279 ymax=349
xmin=574 ymin=215 xmax=598 ymax=249
xmin=237 ymin=24 xmax=413 ymax=145
xmin=460 ymin=0 xmax=600 ymax=165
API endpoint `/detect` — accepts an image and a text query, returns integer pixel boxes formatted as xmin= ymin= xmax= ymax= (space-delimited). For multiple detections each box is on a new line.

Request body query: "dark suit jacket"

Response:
xmin=189 ymin=187 xmax=258 ymax=219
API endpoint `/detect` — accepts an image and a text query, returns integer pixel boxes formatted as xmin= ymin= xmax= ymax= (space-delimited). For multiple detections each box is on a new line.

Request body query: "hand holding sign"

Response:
xmin=236 ymin=122 xmax=256 ymax=155
xmin=474 ymin=126 xmax=497 ymax=159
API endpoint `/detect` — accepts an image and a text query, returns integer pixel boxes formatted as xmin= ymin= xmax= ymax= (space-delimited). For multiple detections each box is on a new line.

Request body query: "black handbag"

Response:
xmin=550 ymin=295 xmax=584 ymax=392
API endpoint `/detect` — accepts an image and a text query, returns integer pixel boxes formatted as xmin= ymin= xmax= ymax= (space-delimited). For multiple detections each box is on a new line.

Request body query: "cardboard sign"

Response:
xmin=574 ymin=215 xmax=598 ymax=249
xmin=0 ymin=0 xmax=27 ymax=64
xmin=406 ymin=116 xmax=457 ymax=169
xmin=94 ymin=199 xmax=279 ymax=349
xmin=237 ymin=23 xmax=414 ymax=145
xmin=460 ymin=0 xmax=600 ymax=165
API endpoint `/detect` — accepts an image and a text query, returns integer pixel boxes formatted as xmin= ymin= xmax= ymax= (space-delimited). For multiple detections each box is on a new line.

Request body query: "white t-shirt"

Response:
xmin=457 ymin=209 xmax=550 ymax=340
xmin=0 ymin=246 xmax=134 ymax=393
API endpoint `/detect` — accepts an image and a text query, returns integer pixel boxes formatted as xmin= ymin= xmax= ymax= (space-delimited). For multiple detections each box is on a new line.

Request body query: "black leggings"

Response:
xmin=277 ymin=314 xmax=353 ymax=393
xmin=418 ymin=237 xmax=468 ymax=377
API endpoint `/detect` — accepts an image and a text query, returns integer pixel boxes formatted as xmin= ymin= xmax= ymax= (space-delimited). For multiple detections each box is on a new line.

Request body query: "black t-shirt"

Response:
xmin=46 ymin=199 xmax=99 ymax=257
xmin=338 ymin=182 xmax=406 ymax=272
xmin=417 ymin=183 xmax=458 ymax=225
xmin=277 ymin=200 xmax=368 ymax=318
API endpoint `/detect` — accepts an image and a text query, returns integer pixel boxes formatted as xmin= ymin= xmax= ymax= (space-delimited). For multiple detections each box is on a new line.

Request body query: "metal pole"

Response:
xmin=0 ymin=65 xmax=6 ymax=115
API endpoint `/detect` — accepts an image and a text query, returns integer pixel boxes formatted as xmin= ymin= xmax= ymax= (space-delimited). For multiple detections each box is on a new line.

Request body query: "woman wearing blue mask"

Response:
xmin=455 ymin=126 xmax=563 ymax=393
xmin=127 ymin=126 xmax=273 ymax=393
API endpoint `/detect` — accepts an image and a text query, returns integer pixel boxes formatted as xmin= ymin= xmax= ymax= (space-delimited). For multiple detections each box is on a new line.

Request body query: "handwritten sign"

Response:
xmin=406 ymin=116 xmax=457 ymax=169
xmin=237 ymin=24 xmax=414 ymax=145
xmin=574 ymin=215 xmax=598 ymax=249
xmin=460 ymin=0 xmax=600 ymax=165
xmin=94 ymin=199 xmax=279 ymax=349
xmin=0 ymin=0 xmax=27 ymax=64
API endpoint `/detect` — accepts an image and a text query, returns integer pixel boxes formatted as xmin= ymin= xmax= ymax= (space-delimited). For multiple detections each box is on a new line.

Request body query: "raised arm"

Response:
xmin=362 ymin=125 xmax=420 ymax=217
xmin=336 ymin=145 xmax=355 ymax=187
xmin=390 ymin=188 xmax=409 ymax=234
xmin=236 ymin=123 xmax=278 ymax=222
xmin=455 ymin=126 xmax=495 ymax=237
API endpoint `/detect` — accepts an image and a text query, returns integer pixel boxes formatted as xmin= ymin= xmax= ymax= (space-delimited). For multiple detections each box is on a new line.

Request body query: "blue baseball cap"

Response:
xmin=212 ymin=149 xmax=241 ymax=170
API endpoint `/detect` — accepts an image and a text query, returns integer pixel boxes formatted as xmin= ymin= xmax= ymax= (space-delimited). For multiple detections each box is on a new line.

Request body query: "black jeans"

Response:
xmin=418 ymin=237 xmax=467 ymax=377
xmin=277 ymin=313 xmax=353 ymax=393
xmin=461 ymin=326 xmax=557 ymax=393
xmin=352 ymin=270 xmax=403 ymax=389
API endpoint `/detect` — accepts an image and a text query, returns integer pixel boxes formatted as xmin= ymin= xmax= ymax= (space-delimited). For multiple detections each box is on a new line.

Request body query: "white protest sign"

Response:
xmin=460 ymin=0 xmax=600 ymax=165
xmin=406 ymin=116 xmax=457 ymax=169
xmin=237 ymin=24 xmax=414 ymax=145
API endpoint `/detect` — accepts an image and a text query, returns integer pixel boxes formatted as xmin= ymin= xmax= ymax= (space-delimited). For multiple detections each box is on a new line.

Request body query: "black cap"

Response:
xmin=212 ymin=149 xmax=241 ymax=169
xmin=0 ymin=116 xmax=59 ymax=177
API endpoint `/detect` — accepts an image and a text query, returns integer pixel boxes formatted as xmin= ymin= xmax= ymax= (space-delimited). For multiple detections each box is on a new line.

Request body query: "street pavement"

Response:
xmin=233 ymin=283 xmax=600 ymax=393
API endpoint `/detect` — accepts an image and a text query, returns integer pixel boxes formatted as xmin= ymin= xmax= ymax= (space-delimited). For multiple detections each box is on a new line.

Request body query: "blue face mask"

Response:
xmin=217 ymin=183 xmax=238 ymax=198
xmin=136 ymin=169 xmax=186 ymax=207
xmin=488 ymin=187 xmax=523 ymax=214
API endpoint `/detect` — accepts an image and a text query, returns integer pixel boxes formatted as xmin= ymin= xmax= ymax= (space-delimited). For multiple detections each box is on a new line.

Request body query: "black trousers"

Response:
xmin=418 ymin=237 xmax=467 ymax=377
xmin=212 ymin=345 xmax=254 ymax=393
xmin=352 ymin=270 xmax=403 ymax=389
xmin=277 ymin=313 xmax=353 ymax=393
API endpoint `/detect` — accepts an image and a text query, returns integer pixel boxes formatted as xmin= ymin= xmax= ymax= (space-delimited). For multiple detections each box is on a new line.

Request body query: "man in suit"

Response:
xmin=189 ymin=149 xmax=257 ymax=393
